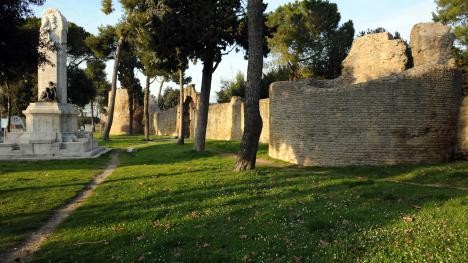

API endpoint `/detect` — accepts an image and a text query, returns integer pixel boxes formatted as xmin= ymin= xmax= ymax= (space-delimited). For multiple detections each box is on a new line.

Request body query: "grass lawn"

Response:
xmin=0 ymin=155 xmax=110 ymax=254
xmin=26 ymin=137 xmax=467 ymax=262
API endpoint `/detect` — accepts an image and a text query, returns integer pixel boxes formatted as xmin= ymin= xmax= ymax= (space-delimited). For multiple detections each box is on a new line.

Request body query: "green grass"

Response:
xmin=95 ymin=133 xmax=172 ymax=149
xmin=0 ymin=155 xmax=110 ymax=253
xmin=26 ymin=137 xmax=466 ymax=262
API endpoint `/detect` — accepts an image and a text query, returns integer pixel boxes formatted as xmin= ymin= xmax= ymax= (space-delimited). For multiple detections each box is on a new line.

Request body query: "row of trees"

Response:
xmin=96 ymin=0 xmax=269 ymax=169
xmin=1 ymin=0 xmax=464 ymax=170
xmin=216 ymin=0 xmax=355 ymax=103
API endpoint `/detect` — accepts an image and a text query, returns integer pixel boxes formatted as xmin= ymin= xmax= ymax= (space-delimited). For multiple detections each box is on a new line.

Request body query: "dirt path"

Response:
xmin=2 ymin=153 xmax=120 ymax=263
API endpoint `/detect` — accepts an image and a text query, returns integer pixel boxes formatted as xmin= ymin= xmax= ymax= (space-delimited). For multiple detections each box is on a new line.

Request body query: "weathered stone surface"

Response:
xmin=38 ymin=9 xmax=68 ymax=104
xmin=152 ymin=85 xmax=199 ymax=138
xmin=153 ymin=96 xmax=270 ymax=143
xmin=107 ymin=89 xmax=143 ymax=135
xmin=457 ymin=96 xmax=468 ymax=157
xmin=269 ymin=65 xmax=462 ymax=166
xmin=410 ymin=22 xmax=455 ymax=67
xmin=342 ymin=32 xmax=408 ymax=84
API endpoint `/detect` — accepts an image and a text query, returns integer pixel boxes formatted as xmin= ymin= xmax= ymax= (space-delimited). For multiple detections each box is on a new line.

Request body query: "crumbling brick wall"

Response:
xmin=269 ymin=65 xmax=463 ymax=166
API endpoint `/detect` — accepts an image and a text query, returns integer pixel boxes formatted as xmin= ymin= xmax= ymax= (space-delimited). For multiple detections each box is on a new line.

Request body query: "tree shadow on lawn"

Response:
xmin=0 ymin=154 xmax=111 ymax=254
xmin=115 ymin=141 xmax=217 ymax=168
xmin=0 ymin=152 xmax=111 ymax=174
xmin=32 ymin=163 xmax=466 ymax=262
xmin=296 ymin=161 xmax=468 ymax=188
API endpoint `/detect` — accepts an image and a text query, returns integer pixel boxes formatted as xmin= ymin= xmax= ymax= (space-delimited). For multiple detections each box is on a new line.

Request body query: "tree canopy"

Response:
xmin=0 ymin=0 xmax=45 ymax=82
xmin=433 ymin=0 xmax=467 ymax=46
xmin=216 ymin=72 xmax=247 ymax=103
xmin=267 ymin=0 xmax=354 ymax=80
xmin=433 ymin=0 xmax=467 ymax=89
xmin=158 ymin=87 xmax=179 ymax=111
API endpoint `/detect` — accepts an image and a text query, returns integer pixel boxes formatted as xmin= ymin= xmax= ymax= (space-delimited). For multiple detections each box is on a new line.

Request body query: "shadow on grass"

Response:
xmin=31 ymin=144 xmax=467 ymax=262
xmin=116 ymin=141 xmax=216 ymax=168
xmin=0 ymin=154 xmax=111 ymax=254
xmin=0 ymin=152 xmax=111 ymax=174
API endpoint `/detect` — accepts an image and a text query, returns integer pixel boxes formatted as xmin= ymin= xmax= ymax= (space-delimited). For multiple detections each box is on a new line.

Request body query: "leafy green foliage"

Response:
xmin=433 ymin=0 xmax=467 ymax=46
xmin=0 ymin=0 xmax=45 ymax=82
xmin=216 ymin=72 xmax=247 ymax=103
xmin=267 ymin=0 xmax=354 ymax=80
xmin=158 ymin=87 xmax=180 ymax=111
xmin=216 ymin=66 xmax=290 ymax=103
xmin=357 ymin=27 xmax=402 ymax=39
xmin=85 ymin=59 xmax=111 ymax=113
xmin=67 ymin=67 xmax=96 ymax=107
xmin=67 ymin=22 xmax=93 ymax=68
xmin=0 ymin=17 xmax=40 ymax=120
xmin=101 ymin=0 xmax=114 ymax=15
xmin=433 ymin=0 xmax=467 ymax=91
xmin=260 ymin=65 xmax=290 ymax=97
xmin=85 ymin=25 xmax=118 ymax=60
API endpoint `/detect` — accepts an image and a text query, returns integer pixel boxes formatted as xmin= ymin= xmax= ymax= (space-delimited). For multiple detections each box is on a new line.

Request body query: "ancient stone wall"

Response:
xmin=342 ymin=32 xmax=408 ymax=84
xmin=154 ymin=106 xmax=178 ymax=137
xmin=457 ymin=95 xmax=468 ymax=157
xmin=410 ymin=22 xmax=455 ymax=67
xmin=259 ymin=99 xmax=270 ymax=143
xmin=108 ymin=89 xmax=143 ymax=135
xmin=153 ymin=97 xmax=270 ymax=143
xmin=269 ymin=65 xmax=462 ymax=166
xmin=205 ymin=97 xmax=243 ymax=141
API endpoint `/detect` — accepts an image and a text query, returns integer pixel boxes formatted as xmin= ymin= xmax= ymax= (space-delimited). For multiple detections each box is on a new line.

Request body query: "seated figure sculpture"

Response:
xmin=40 ymin=81 xmax=57 ymax=102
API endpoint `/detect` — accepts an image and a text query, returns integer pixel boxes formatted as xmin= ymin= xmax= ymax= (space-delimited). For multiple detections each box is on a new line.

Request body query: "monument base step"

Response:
xmin=0 ymin=130 xmax=109 ymax=161
xmin=0 ymin=146 xmax=110 ymax=161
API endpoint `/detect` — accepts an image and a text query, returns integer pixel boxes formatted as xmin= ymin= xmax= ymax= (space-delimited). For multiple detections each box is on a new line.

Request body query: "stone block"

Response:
xmin=410 ymin=22 xmax=455 ymax=67
xmin=342 ymin=32 xmax=409 ymax=84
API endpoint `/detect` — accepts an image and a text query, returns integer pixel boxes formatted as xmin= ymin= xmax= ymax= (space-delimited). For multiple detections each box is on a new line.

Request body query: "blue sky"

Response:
xmin=33 ymin=0 xmax=436 ymax=102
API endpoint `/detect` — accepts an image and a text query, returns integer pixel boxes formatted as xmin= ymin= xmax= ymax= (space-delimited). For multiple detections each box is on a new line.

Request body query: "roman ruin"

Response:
xmin=152 ymin=22 xmax=466 ymax=166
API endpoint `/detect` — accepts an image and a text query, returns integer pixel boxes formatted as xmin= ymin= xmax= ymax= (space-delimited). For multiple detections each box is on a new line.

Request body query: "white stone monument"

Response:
xmin=0 ymin=8 xmax=107 ymax=159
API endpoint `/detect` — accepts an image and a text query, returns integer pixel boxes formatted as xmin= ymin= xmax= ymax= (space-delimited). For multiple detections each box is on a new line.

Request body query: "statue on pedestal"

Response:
xmin=39 ymin=81 xmax=57 ymax=102
xmin=0 ymin=8 xmax=106 ymax=160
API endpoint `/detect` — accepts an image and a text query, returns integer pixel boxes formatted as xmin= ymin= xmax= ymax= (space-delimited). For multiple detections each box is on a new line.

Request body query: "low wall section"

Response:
xmin=154 ymin=106 xmax=178 ymax=137
xmin=457 ymin=95 xmax=468 ymax=157
xmin=153 ymin=98 xmax=270 ymax=143
xmin=269 ymin=65 xmax=463 ymax=166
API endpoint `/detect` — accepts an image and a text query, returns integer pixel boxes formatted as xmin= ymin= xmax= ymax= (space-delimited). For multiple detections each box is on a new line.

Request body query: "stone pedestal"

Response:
xmin=19 ymin=102 xmax=78 ymax=142
xmin=0 ymin=102 xmax=107 ymax=160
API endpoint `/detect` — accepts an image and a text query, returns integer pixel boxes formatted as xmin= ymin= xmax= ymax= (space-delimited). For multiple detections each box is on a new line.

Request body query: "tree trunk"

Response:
xmin=102 ymin=36 xmax=125 ymax=142
xmin=235 ymin=0 xmax=264 ymax=171
xmin=177 ymin=69 xmax=185 ymax=145
xmin=144 ymin=75 xmax=150 ymax=140
xmin=157 ymin=78 xmax=165 ymax=101
xmin=128 ymin=87 xmax=134 ymax=135
xmin=5 ymin=81 xmax=12 ymax=133
xmin=91 ymin=99 xmax=95 ymax=132
xmin=194 ymin=55 xmax=214 ymax=152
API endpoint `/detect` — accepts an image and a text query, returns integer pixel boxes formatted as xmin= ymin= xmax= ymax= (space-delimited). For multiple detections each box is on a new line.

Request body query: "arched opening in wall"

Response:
xmin=183 ymin=96 xmax=194 ymax=138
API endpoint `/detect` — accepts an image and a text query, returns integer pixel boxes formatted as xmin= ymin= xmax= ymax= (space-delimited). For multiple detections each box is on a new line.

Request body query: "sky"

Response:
xmin=32 ymin=0 xmax=437 ymax=102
